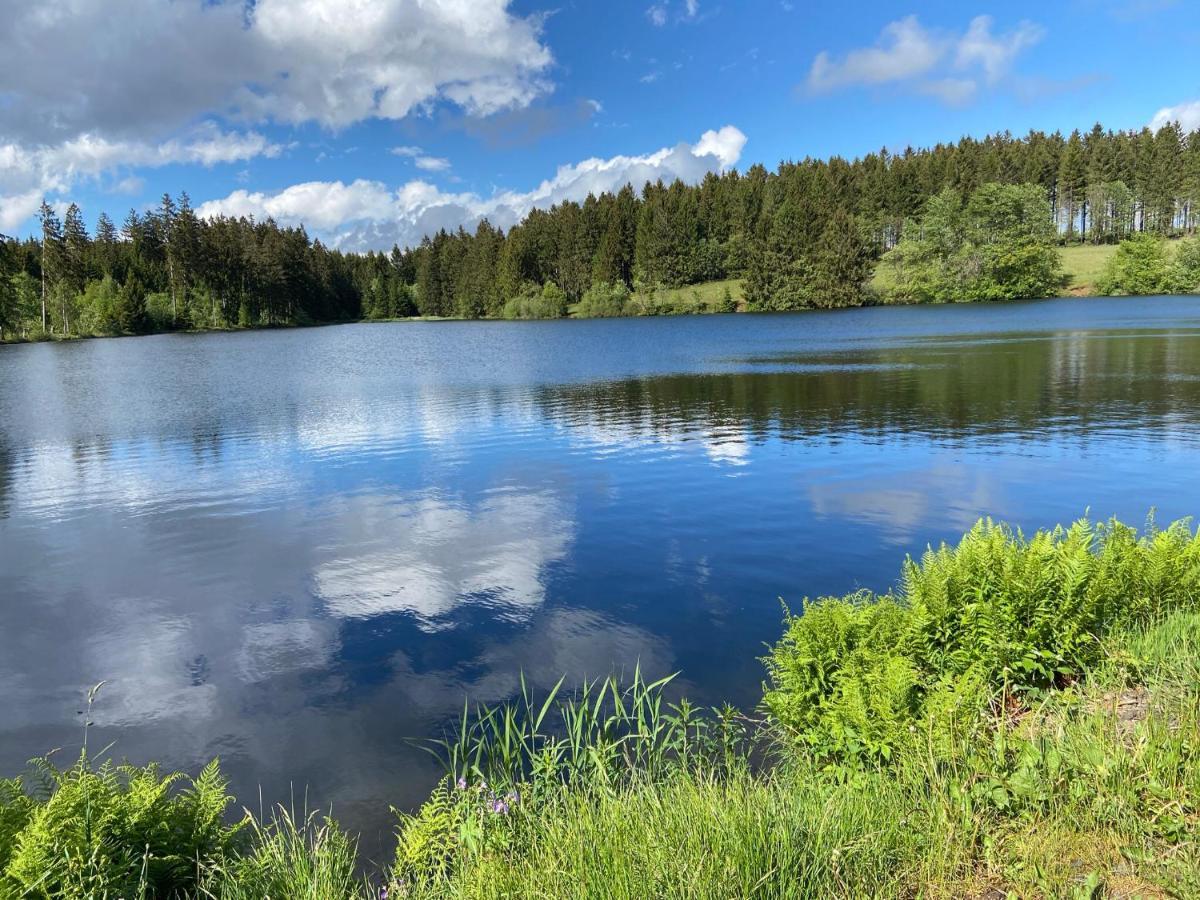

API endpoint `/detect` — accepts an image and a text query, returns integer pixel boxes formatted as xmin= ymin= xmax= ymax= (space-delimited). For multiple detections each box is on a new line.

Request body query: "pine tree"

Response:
xmin=37 ymin=200 xmax=63 ymax=334
xmin=1057 ymin=131 xmax=1086 ymax=240
xmin=807 ymin=209 xmax=873 ymax=308
xmin=95 ymin=212 xmax=118 ymax=277
xmin=158 ymin=193 xmax=178 ymax=322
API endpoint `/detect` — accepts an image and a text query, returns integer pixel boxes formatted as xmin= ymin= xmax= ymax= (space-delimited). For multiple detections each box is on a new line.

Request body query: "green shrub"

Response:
xmin=145 ymin=291 xmax=175 ymax=331
xmin=889 ymin=184 xmax=1062 ymax=303
xmin=76 ymin=276 xmax=122 ymax=336
xmin=1098 ymin=233 xmax=1172 ymax=295
xmin=1170 ymin=234 xmax=1200 ymax=293
xmin=501 ymin=282 xmax=568 ymax=319
xmin=572 ymin=281 xmax=630 ymax=318
xmin=763 ymin=517 xmax=1200 ymax=761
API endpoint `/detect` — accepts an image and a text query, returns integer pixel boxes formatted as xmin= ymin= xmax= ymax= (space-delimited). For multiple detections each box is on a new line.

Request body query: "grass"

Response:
xmin=2 ymin=515 xmax=1199 ymax=897
xmin=375 ymin=610 xmax=1200 ymax=898
xmin=628 ymin=278 xmax=743 ymax=315
xmin=1060 ymin=243 xmax=1120 ymax=294
xmin=872 ymin=239 xmax=1188 ymax=298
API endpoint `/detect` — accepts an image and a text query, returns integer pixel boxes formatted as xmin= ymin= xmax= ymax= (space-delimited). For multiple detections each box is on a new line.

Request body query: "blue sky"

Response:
xmin=2 ymin=0 xmax=1198 ymax=250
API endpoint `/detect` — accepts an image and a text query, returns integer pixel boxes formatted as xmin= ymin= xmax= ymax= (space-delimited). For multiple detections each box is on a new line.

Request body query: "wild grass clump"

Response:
xmin=420 ymin=669 xmax=748 ymax=794
xmin=763 ymin=515 xmax=1200 ymax=761
xmin=199 ymin=806 xmax=362 ymax=899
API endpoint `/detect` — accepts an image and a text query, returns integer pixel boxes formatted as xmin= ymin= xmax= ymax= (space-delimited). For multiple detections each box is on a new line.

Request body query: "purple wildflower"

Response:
xmin=506 ymin=789 xmax=521 ymax=805
xmin=456 ymin=777 xmax=467 ymax=791
xmin=380 ymin=887 xmax=388 ymax=900
xmin=490 ymin=797 xmax=509 ymax=815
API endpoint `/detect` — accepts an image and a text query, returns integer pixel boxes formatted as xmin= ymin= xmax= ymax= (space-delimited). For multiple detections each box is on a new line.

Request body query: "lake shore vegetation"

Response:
xmin=2 ymin=514 xmax=1199 ymax=897
xmin=4 ymin=122 xmax=1200 ymax=342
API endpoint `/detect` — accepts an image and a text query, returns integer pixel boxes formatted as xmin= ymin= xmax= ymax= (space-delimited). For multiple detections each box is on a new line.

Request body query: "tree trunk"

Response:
xmin=40 ymin=244 xmax=47 ymax=333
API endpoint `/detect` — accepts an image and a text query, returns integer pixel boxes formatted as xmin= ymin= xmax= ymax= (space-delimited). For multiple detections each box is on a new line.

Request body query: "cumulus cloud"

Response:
xmin=1151 ymin=100 xmax=1200 ymax=132
xmin=197 ymin=125 xmax=748 ymax=252
xmin=807 ymin=16 xmax=944 ymax=92
xmin=195 ymin=179 xmax=403 ymax=232
xmin=312 ymin=491 xmax=573 ymax=628
xmin=954 ymin=16 xmax=1045 ymax=85
xmin=0 ymin=125 xmax=282 ymax=233
xmin=0 ymin=0 xmax=554 ymax=143
xmin=806 ymin=14 xmax=1044 ymax=103
xmin=0 ymin=0 xmax=551 ymax=233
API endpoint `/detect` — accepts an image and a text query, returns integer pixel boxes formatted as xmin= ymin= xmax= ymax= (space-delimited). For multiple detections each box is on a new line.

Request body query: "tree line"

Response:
xmin=2 ymin=121 xmax=1200 ymax=340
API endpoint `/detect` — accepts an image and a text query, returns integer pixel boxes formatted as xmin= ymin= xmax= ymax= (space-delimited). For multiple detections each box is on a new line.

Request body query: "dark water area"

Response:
xmin=2 ymin=295 xmax=1200 ymax=849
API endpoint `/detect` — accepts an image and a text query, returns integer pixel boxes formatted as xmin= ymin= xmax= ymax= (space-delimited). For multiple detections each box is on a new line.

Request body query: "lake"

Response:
xmin=2 ymin=295 xmax=1200 ymax=847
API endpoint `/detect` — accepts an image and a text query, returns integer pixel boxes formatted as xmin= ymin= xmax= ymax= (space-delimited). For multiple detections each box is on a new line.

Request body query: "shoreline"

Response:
xmin=3 ymin=515 xmax=1198 ymax=897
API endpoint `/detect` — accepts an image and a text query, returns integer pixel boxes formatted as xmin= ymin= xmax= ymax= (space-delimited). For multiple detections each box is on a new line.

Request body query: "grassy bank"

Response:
xmin=872 ymin=239 xmax=1189 ymax=299
xmin=2 ymin=516 xmax=1199 ymax=897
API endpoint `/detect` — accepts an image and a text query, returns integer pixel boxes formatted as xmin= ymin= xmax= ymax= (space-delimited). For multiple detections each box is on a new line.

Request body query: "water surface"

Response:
xmin=2 ymin=296 xmax=1199 ymax=845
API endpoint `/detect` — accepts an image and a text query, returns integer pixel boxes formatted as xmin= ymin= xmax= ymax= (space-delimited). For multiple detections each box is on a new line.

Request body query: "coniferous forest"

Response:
xmin=3 ymin=122 xmax=1200 ymax=341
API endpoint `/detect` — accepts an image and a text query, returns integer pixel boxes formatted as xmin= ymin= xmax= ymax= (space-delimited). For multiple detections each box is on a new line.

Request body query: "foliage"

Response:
xmin=419 ymin=669 xmax=747 ymax=794
xmin=1170 ymin=233 xmax=1200 ymax=292
xmin=571 ymin=281 xmax=630 ymax=317
xmin=888 ymin=184 xmax=1063 ymax=303
xmin=500 ymin=282 xmax=568 ymax=319
xmin=8 ymin=121 xmax=1200 ymax=341
xmin=763 ymin=516 xmax=1200 ymax=760
xmin=1098 ymin=233 xmax=1174 ymax=295
xmin=381 ymin=611 xmax=1200 ymax=898
xmin=1 ymin=755 xmax=242 ymax=899
xmin=201 ymin=806 xmax=361 ymax=900
xmin=76 ymin=275 xmax=122 ymax=336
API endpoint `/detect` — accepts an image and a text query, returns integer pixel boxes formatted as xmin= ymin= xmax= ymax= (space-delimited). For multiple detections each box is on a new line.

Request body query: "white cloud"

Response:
xmin=808 ymin=16 xmax=944 ymax=93
xmin=918 ymin=78 xmax=978 ymax=106
xmin=0 ymin=0 xmax=555 ymax=232
xmin=415 ymin=156 xmax=452 ymax=173
xmin=646 ymin=0 xmax=700 ymax=26
xmin=0 ymin=124 xmax=281 ymax=233
xmin=1151 ymin=99 xmax=1200 ymax=132
xmin=954 ymin=16 xmax=1044 ymax=85
xmin=392 ymin=145 xmax=453 ymax=173
xmin=312 ymin=491 xmax=573 ymax=628
xmin=0 ymin=0 xmax=554 ymax=143
xmin=112 ymin=176 xmax=146 ymax=196
xmin=806 ymin=14 xmax=1044 ymax=102
xmin=196 ymin=179 xmax=402 ymax=231
xmin=693 ymin=125 xmax=749 ymax=169
xmin=197 ymin=125 xmax=749 ymax=252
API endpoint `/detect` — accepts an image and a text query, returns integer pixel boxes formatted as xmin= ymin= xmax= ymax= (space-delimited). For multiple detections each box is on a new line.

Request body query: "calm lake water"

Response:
xmin=3 ymin=295 xmax=1200 ymax=845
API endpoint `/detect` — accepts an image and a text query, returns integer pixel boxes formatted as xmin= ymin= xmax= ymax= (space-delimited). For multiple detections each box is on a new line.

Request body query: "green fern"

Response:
xmin=763 ymin=515 xmax=1200 ymax=764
